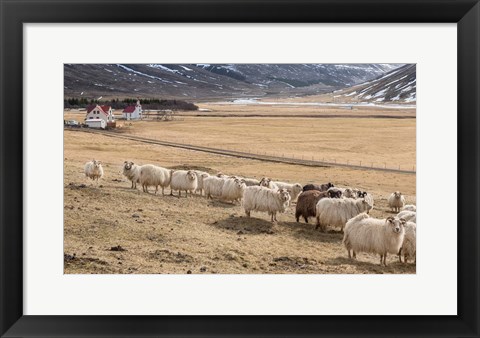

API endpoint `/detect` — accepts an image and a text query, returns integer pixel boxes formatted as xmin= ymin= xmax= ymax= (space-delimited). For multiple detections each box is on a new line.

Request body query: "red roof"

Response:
xmin=87 ymin=105 xmax=111 ymax=116
xmin=123 ymin=106 xmax=136 ymax=113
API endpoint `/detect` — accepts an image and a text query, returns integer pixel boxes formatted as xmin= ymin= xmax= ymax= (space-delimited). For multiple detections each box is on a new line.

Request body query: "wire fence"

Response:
xmin=67 ymin=128 xmax=416 ymax=174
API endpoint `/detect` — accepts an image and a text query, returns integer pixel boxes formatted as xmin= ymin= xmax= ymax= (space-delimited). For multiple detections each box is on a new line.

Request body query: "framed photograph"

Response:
xmin=1 ymin=0 xmax=479 ymax=337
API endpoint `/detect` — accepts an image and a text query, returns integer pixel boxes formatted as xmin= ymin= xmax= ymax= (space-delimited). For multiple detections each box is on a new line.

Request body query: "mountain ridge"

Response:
xmin=64 ymin=63 xmax=403 ymax=101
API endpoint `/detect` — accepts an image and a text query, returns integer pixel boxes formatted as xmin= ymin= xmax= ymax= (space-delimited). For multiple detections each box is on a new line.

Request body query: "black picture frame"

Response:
xmin=1 ymin=0 xmax=479 ymax=337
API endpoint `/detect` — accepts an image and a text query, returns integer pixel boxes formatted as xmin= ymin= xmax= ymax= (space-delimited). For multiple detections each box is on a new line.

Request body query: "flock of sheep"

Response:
xmin=83 ymin=159 xmax=417 ymax=267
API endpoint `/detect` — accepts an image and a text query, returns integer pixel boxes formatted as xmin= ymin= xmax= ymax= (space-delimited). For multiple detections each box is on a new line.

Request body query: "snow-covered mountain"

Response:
xmin=332 ymin=64 xmax=416 ymax=103
xmin=64 ymin=63 xmax=403 ymax=100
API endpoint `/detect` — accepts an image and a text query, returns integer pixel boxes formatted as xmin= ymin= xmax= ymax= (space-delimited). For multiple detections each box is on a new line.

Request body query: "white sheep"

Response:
xmin=220 ymin=177 xmax=247 ymax=203
xmin=84 ymin=159 xmax=103 ymax=182
xmin=396 ymin=210 xmax=416 ymax=223
xmin=122 ymin=161 xmax=141 ymax=189
xmin=315 ymin=195 xmax=374 ymax=232
xmin=139 ymin=164 xmax=172 ymax=195
xmin=273 ymin=181 xmax=303 ymax=201
xmin=259 ymin=177 xmax=278 ymax=190
xmin=203 ymin=175 xmax=227 ymax=199
xmin=388 ymin=191 xmax=405 ymax=212
xmin=402 ymin=204 xmax=416 ymax=212
xmin=194 ymin=171 xmax=209 ymax=196
xmin=399 ymin=221 xmax=416 ymax=264
xmin=241 ymin=177 xmax=260 ymax=186
xmin=170 ymin=170 xmax=198 ymax=197
xmin=342 ymin=187 xmax=356 ymax=199
xmin=243 ymin=186 xmax=291 ymax=222
xmin=343 ymin=213 xmax=406 ymax=266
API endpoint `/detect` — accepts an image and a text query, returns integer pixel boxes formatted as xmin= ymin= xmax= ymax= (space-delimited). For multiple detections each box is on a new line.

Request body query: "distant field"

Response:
xmin=64 ymin=110 xmax=416 ymax=275
xmin=65 ymin=104 xmax=416 ymax=170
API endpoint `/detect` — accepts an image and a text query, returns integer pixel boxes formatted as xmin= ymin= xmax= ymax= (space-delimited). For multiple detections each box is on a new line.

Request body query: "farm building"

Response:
xmin=85 ymin=119 xmax=106 ymax=129
xmin=122 ymin=100 xmax=142 ymax=120
xmin=85 ymin=104 xmax=115 ymax=123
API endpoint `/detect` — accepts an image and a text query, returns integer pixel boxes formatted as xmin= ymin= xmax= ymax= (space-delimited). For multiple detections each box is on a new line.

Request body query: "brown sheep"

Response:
xmin=295 ymin=189 xmax=340 ymax=223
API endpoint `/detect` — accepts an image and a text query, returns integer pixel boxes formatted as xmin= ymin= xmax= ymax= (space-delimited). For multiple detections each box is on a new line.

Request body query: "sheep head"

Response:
xmin=361 ymin=197 xmax=373 ymax=213
xmin=277 ymin=188 xmax=291 ymax=202
xmin=259 ymin=177 xmax=271 ymax=187
xmin=386 ymin=217 xmax=405 ymax=234
xmin=186 ymin=170 xmax=196 ymax=181
xmin=394 ymin=191 xmax=403 ymax=199
xmin=357 ymin=191 xmax=367 ymax=198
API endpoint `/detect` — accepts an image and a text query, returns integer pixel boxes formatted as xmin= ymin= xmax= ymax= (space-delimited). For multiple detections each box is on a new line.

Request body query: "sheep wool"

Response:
xmin=388 ymin=191 xmax=406 ymax=212
xmin=203 ymin=176 xmax=227 ymax=199
xmin=123 ymin=161 xmax=141 ymax=189
xmin=84 ymin=159 xmax=104 ymax=182
xmin=259 ymin=177 xmax=278 ymax=190
xmin=343 ymin=213 xmax=406 ymax=266
xmin=402 ymin=204 xmax=416 ymax=212
xmin=243 ymin=186 xmax=291 ymax=222
xmin=241 ymin=177 xmax=260 ymax=187
xmin=170 ymin=170 xmax=198 ymax=197
xmin=273 ymin=181 xmax=303 ymax=201
xmin=399 ymin=221 xmax=416 ymax=263
xmin=315 ymin=196 xmax=373 ymax=232
xmin=221 ymin=177 xmax=247 ymax=203
xmin=302 ymin=182 xmax=334 ymax=192
xmin=139 ymin=164 xmax=172 ymax=195
xmin=397 ymin=210 xmax=416 ymax=223
xmin=295 ymin=190 xmax=340 ymax=224
xmin=193 ymin=171 xmax=209 ymax=196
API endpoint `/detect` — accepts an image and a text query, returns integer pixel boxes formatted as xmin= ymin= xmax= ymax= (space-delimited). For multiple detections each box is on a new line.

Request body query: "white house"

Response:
xmin=85 ymin=105 xmax=115 ymax=123
xmin=122 ymin=100 xmax=142 ymax=120
xmin=85 ymin=119 xmax=106 ymax=129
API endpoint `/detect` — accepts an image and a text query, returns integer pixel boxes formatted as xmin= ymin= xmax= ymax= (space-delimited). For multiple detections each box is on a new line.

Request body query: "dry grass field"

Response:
xmin=64 ymin=104 xmax=416 ymax=274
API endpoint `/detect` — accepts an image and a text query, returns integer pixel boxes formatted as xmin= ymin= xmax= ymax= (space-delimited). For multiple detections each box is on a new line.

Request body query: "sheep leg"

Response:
xmin=379 ymin=255 xmax=383 ymax=265
xmin=245 ymin=210 xmax=250 ymax=217
xmin=162 ymin=187 xmax=165 ymax=196
xmin=315 ymin=216 xmax=320 ymax=230
xmin=404 ymin=255 xmax=408 ymax=264
xmin=155 ymin=186 xmax=158 ymax=195
xmin=383 ymin=253 xmax=388 ymax=266
xmin=352 ymin=251 xmax=356 ymax=259
xmin=304 ymin=216 xmax=308 ymax=223
xmin=347 ymin=249 xmax=351 ymax=259
xmin=398 ymin=248 xmax=403 ymax=263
